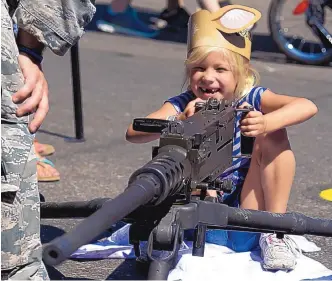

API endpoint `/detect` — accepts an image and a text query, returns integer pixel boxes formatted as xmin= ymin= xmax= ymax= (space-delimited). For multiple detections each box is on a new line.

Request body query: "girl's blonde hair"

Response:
xmin=184 ymin=46 xmax=260 ymax=101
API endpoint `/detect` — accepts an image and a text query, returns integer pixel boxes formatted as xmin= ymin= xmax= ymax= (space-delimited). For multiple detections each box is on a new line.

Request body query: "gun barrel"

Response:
xmin=42 ymin=146 xmax=188 ymax=266
xmin=42 ymin=174 xmax=160 ymax=266
xmin=227 ymin=207 xmax=332 ymax=237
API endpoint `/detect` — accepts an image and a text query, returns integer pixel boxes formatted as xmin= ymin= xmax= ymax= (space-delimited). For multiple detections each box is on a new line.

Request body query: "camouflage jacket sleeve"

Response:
xmin=14 ymin=0 xmax=96 ymax=56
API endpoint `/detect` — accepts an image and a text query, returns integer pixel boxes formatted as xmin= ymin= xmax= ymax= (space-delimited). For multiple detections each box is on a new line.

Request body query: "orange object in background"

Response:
xmin=293 ymin=0 xmax=309 ymax=15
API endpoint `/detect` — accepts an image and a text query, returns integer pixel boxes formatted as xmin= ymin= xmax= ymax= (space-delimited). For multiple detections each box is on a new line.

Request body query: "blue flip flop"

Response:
xmin=38 ymin=157 xmax=55 ymax=167
xmin=37 ymin=158 xmax=60 ymax=182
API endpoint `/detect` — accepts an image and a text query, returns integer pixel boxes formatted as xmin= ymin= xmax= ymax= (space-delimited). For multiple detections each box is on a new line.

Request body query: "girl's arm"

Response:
xmin=126 ymin=102 xmax=178 ymax=143
xmin=261 ymin=89 xmax=318 ymax=134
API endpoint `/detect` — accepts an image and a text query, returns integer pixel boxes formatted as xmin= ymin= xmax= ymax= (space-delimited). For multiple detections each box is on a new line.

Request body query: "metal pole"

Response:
xmin=67 ymin=43 xmax=85 ymax=142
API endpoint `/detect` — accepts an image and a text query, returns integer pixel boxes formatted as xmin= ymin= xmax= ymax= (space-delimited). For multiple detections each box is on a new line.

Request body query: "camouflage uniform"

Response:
xmin=1 ymin=0 xmax=95 ymax=279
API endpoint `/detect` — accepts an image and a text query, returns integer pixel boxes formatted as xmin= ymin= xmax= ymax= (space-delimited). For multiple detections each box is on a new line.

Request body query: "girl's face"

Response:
xmin=188 ymin=51 xmax=237 ymax=101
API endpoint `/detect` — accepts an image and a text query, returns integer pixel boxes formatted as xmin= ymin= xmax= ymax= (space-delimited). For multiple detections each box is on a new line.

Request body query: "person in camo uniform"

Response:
xmin=1 ymin=0 xmax=95 ymax=279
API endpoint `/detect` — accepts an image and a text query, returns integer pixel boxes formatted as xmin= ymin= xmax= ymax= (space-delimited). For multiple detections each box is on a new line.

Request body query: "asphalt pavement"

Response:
xmin=39 ymin=1 xmax=332 ymax=279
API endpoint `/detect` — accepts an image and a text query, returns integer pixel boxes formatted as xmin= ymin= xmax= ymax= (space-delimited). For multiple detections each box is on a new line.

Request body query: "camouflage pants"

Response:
xmin=1 ymin=0 xmax=49 ymax=280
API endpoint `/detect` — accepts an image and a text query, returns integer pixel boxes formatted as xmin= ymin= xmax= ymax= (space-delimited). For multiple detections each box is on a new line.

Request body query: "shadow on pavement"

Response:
xmin=41 ymin=224 xmax=66 ymax=244
xmin=106 ymin=260 xmax=146 ymax=280
xmin=45 ymin=265 xmax=94 ymax=280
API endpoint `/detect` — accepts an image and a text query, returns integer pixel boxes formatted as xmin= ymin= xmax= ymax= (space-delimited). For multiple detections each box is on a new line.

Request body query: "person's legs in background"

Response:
xmin=97 ymin=0 xmax=234 ymax=37
xmin=156 ymin=0 xmax=190 ymax=29
xmin=97 ymin=0 xmax=159 ymax=38
xmin=155 ymin=0 xmax=231 ymax=30
xmin=35 ymin=151 xmax=60 ymax=182
xmin=33 ymin=139 xmax=60 ymax=182
xmin=198 ymin=0 xmax=232 ymax=12
xmin=34 ymin=139 xmax=55 ymax=157
xmin=198 ymin=0 xmax=233 ymax=12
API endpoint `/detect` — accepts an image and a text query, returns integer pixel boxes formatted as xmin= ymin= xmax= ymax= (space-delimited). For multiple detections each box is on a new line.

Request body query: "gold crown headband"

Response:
xmin=187 ymin=5 xmax=262 ymax=60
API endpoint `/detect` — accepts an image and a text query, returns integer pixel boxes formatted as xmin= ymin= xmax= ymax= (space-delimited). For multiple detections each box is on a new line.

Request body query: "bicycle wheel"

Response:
xmin=268 ymin=0 xmax=332 ymax=65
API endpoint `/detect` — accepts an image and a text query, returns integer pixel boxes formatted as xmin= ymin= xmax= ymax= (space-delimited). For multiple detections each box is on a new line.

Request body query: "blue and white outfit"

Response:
xmin=166 ymin=86 xmax=267 ymax=252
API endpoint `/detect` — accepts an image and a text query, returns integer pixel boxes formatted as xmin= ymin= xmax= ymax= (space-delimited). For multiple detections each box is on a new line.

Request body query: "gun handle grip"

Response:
xmin=133 ymin=118 xmax=169 ymax=133
xmin=236 ymin=106 xmax=255 ymax=156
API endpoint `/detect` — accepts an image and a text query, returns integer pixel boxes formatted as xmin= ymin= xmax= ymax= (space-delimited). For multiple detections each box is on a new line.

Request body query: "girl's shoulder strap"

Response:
xmin=238 ymin=86 xmax=267 ymax=111
xmin=165 ymin=91 xmax=196 ymax=113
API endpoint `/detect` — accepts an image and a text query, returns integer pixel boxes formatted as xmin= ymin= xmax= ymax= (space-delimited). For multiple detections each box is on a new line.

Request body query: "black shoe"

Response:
xmin=159 ymin=7 xmax=190 ymax=28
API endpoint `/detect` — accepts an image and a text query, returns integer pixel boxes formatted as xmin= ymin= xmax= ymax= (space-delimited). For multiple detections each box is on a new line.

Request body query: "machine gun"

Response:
xmin=41 ymin=98 xmax=332 ymax=280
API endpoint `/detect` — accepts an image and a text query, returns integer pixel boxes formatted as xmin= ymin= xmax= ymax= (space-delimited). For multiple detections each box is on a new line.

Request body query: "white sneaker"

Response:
xmin=259 ymin=233 xmax=302 ymax=271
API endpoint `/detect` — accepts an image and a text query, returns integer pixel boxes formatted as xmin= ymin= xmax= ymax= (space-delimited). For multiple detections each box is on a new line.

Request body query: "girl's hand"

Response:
xmin=239 ymin=102 xmax=267 ymax=137
xmin=181 ymin=98 xmax=205 ymax=119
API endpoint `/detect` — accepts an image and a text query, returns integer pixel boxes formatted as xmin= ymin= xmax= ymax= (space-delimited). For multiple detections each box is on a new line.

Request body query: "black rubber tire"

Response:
xmin=268 ymin=0 xmax=332 ymax=65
